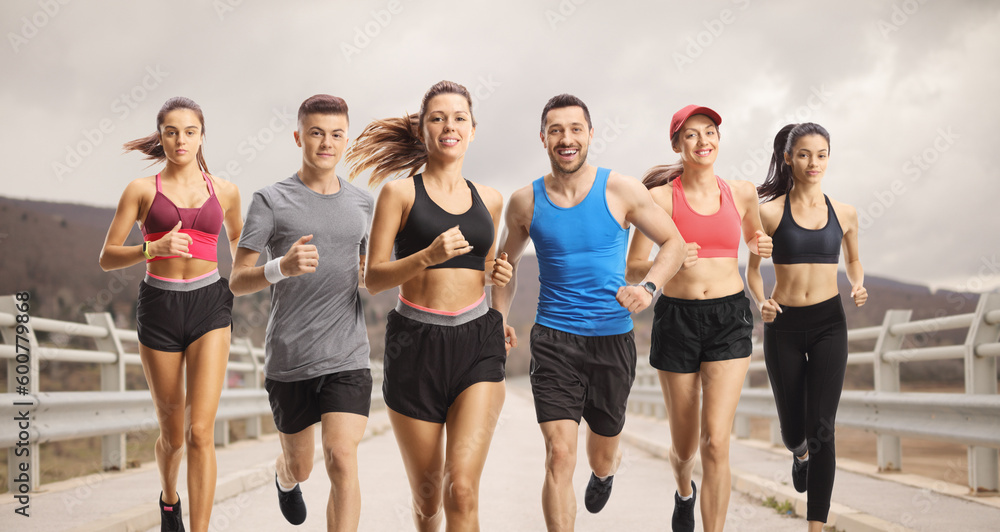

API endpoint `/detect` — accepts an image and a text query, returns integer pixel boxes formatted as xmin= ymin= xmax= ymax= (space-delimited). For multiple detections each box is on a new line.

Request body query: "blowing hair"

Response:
xmin=757 ymin=122 xmax=831 ymax=203
xmin=122 ymin=97 xmax=209 ymax=173
xmin=346 ymin=80 xmax=475 ymax=187
xmin=540 ymin=94 xmax=592 ymax=132
xmin=298 ymin=94 xmax=349 ymax=126
xmin=641 ymin=115 xmax=721 ymax=190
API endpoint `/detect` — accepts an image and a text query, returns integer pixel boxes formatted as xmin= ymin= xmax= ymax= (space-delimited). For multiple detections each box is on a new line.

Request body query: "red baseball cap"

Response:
xmin=670 ymin=105 xmax=722 ymax=138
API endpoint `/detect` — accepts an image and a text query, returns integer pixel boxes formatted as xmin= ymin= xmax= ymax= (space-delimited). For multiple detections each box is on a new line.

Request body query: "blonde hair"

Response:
xmin=346 ymin=80 xmax=475 ymax=187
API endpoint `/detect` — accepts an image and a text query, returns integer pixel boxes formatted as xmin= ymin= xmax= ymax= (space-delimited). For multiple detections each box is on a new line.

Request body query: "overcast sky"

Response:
xmin=3 ymin=0 xmax=998 ymax=292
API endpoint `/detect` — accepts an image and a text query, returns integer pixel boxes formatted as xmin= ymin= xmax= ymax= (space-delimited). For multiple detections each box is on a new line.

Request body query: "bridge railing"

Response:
xmin=628 ymin=292 xmax=1000 ymax=494
xmin=0 ymin=295 xmax=384 ymax=493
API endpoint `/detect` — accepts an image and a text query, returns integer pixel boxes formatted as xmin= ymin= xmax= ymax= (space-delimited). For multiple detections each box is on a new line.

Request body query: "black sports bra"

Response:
xmin=394 ymin=175 xmax=493 ymax=271
xmin=771 ymin=195 xmax=843 ymax=265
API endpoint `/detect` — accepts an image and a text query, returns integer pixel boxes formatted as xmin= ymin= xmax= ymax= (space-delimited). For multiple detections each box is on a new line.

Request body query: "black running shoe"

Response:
xmin=159 ymin=492 xmax=185 ymax=532
xmin=671 ymin=481 xmax=696 ymax=532
xmin=584 ymin=472 xmax=614 ymax=513
xmin=276 ymin=474 xmax=307 ymax=525
xmin=792 ymin=455 xmax=809 ymax=493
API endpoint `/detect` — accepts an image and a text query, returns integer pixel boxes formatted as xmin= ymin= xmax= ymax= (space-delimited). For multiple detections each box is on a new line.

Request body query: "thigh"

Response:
xmin=278 ymin=424 xmax=317 ymax=468
xmin=265 ymin=377 xmax=321 ymax=435
xmin=388 ymin=408 xmax=446 ymax=499
xmin=444 ymin=381 xmax=506 ymax=480
xmin=650 ymin=297 xmax=701 ymax=373
xmin=139 ymin=344 xmax=186 ymax=431
xmin=538 ymin=418 xmax=581 ymax=458
xmin=658 ymin=370 xmax=702 ymax=449
xmin=383 ymin=311 xmax=449 ymax=423
xmin=184 ymin=326 xmax=231 ymax=426
xmin=805 ymin=322 xmax=849 ymax=441
xmin=318 ymin=369 xmax=373 ymax=417
xmin=699 ymin=357 xmax=750 ymax=440
xmin=529 ymin=324 xmax=586 ymax=425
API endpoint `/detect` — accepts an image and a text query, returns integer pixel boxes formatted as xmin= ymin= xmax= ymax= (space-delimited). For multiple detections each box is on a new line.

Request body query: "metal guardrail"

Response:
xmin=628 ymin=291 xmax=1000 ymax=494
xmin=0 ymin=295 xmax=384 ymax=493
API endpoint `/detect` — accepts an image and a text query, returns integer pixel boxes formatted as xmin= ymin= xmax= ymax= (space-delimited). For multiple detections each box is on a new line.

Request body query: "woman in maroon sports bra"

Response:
xmin=99 ymin=97 xmax=243 ymax=532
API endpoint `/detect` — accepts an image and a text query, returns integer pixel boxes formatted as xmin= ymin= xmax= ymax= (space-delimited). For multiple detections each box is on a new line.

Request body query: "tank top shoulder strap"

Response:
xmin=466 ymin=179 xmax=485 ymax=207
xmin=202 ymin=172 xmax=216 ymax=196
xmin=824 ymin=194 xmax=840 ymax=226
xmin=671 ymin=177 xmax=685 ymax=213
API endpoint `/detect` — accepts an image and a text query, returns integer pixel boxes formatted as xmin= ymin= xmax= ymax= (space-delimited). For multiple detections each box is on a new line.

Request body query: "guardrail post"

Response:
xmin=872 ymin=309 xmax=911 ymax=472
xmin=242 ymin=337 xmax=262 ymax=440
xmin=86 ymin=312 xmax=128 ymax=472
xmin=1 ymin=295 xmax=41 ymax=492
xmin=965 ymin=293 xmax=1000 ymax=493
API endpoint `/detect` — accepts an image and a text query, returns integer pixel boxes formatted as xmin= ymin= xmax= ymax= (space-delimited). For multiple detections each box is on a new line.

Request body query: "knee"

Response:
xmin=324 ymin=444 xmax=357 ymax=479
xmin=699 ymin=432 xmax=731 ymax=465
xmin=185 ymin=422 xmax=215 ymax=451
xmin=284 ymin=456 xmax=313 ymax=482
xmin=443 ymin=474 xmax=477 ymax=516
xmin=158 ymin=430 xmax=184 ymax=455
xmin=545 ymin=442 xmax=577 ymax=477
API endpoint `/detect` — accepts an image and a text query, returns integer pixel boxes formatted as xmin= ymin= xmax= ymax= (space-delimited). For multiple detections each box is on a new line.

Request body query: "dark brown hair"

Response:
xmin=298 ymin=94 xmax=349 ymax=127
xmin=540 ymin=94 xmax=592 ymax=133
xmin=641 ymin=114 xmax=721 ymax=189
xmin=346 ymin=80 xmax=475 ymax=187
xmin=122 ymin=97 xmax=209 ymax=173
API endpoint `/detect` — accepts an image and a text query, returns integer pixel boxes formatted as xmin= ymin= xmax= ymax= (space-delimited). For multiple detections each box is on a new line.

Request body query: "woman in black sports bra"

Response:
xmin=345 ymin=80 xmax=512 ymax=531
xmin=747 ymin=122 xmax=867 ymax=531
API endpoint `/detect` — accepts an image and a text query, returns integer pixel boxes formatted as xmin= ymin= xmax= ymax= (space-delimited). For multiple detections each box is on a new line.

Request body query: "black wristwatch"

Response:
xmin=640 ymin=281 xmax=656 ymax=296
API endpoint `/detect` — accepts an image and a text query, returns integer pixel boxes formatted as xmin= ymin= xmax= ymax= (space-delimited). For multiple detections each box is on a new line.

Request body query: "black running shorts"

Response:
xmin=650 ymin=292 xmax=753 ymax=373
xmin=529 ymin=324 xmax=637 ymax=437
xmin=265 ymin=368 xmax=373 ymax=434
xmin=136 ymin=272 xmax=233 ymax=352
xmin=382 ymin=297 xmax=506 ymax=424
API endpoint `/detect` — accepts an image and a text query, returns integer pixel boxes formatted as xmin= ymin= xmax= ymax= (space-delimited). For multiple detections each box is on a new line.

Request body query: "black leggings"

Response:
xmin=763 ymin=295 xmax=847 ymax=523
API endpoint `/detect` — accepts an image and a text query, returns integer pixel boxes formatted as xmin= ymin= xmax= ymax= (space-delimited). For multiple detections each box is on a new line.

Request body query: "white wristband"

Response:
xmin=264 ymin=258 xmax=287 ymax=284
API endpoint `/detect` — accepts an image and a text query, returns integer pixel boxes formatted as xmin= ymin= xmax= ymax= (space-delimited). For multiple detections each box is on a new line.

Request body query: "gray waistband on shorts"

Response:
xmin=395 ymin=295 xmax=489 ymax=326
xmin=143 ymin=270 xmax=221 ymax=292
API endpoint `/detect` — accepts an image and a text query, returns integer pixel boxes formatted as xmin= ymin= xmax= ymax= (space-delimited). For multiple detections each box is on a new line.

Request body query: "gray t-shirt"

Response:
xmin=239 ymin=173 xmax=374 ymax=382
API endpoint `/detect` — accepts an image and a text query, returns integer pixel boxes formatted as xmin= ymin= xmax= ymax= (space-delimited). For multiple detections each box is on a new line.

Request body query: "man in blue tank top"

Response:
xmin=492 ymin=94 xmax=687 ymax=530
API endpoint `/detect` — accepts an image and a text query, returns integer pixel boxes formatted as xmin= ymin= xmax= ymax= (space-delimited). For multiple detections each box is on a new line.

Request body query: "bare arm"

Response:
xmin=490 ymin=186 xmax=533 ymax=351
xmin=99 ymin=179 xmax=193 ymax=270
xmin=840 ymin=203 xmax=867 ymax=307
xmin=364 ymin=180 xmax=472 ymax=295
xmin=617 ymin=176 xmax=685 ymax=312
xmin=230 ymin=247 xmax=268 ymax=296
xmin=478 ymin=185 xmax=512 ymax=287
xmin=733 ymin=180 xmax=772 ymax=258
xmin=216 ymin=176 xmax=244 ymax=260
xmin=747 ymin=199 xmax=782 ymax=320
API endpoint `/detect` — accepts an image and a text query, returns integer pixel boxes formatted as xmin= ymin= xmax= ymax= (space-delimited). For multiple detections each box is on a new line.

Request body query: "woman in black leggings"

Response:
xmin=747 ymin=123 xmax=867 ymax=531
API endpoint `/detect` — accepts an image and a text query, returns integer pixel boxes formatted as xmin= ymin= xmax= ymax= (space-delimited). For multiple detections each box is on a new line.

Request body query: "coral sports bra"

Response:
xmin=670 ymin=176 xmax=741 ymax=258
xmin=141 ymin=173 xmax=223 ymax=262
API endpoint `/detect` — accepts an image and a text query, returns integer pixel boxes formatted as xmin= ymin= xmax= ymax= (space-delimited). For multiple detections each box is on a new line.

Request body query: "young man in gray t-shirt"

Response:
xmin=231 ymin=95 xmax=374 ymax=531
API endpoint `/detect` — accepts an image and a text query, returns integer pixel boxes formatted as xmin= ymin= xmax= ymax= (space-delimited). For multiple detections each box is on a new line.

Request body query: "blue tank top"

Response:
xmin=529 ymin=167 xmax=632 ymax=336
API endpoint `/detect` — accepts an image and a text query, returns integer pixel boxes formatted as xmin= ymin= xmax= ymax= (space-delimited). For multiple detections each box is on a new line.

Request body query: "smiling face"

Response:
xmin=784 ymin=133 xmax=829 ymax=184
xmin=158 ymin=108 xmax=203 ymax=166
xmin=294 ymin=113 xmax=349 ymax=172
xmin=421 ymin=93 xmax=475 ymax=163
xmin=541 ymin=105 xmax=593 ymax=175
xmin=673 ymin=114 xmax=719 ymax=168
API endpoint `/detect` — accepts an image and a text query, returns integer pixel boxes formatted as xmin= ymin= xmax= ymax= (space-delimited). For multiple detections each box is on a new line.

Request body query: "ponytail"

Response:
xmin=758 ymin=122 xmax=830 ymax=203
xmin=346 ymin=80 xmax=475 ymax=188
xmin=122 ymin=96 xmax=210 ymax=173
xmin=640 ymin=131 xmax=684 ymax=189
xmin=346 ymin=113 xmax=426 ymax=187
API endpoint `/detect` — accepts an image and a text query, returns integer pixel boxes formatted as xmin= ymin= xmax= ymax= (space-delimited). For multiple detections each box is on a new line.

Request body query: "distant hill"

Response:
xmin=0 ymin=196 xmax=989 ymax=385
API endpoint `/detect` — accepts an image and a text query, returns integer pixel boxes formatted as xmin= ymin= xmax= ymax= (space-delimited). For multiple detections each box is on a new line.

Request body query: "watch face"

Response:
xmin=643 ymin=282 xmax=656 ymax=294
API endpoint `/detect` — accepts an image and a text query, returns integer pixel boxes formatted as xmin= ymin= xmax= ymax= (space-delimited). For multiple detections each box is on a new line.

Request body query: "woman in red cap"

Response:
xmin=747 ymin=123 xmax=866 ymax=532
xmin=627 ymin=105 xmax=771 ymax=532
